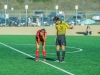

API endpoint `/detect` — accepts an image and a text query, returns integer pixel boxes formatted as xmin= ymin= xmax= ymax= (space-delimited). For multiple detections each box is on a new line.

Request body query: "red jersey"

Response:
xmin=36 ymin=30 xmax=47 ymax=42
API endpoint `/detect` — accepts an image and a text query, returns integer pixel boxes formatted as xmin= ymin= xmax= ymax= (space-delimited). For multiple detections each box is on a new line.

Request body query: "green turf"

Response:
xmin=0 ymin=35 xmax=100 ymax=75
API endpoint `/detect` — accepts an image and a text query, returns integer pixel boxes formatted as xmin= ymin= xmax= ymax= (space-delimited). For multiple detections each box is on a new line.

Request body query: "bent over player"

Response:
xmin=35 ymin=28 xmax=47 ymax=62
xmin=53 ymin=16 xmax=74 ymax=63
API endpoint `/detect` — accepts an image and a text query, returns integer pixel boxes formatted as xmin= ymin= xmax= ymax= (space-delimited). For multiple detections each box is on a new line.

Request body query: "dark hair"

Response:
xmin=87 ymin=26 xmax=90 ymax=29
xmin=53 ymin=16 xmax=59 ymax=21
xmin=40 ymin=28 xmax=45 ymax=32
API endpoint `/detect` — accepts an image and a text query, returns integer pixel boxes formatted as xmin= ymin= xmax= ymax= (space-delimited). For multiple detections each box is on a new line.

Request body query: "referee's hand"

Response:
xmin=70 ymin=26 xmax=74 ymax=29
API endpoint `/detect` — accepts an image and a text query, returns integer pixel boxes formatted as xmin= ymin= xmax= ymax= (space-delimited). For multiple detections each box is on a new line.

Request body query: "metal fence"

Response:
xmin=0 ymin=9 xmax=100 ymax=27
xmin=0 ymin=9 xmax=100 ymax=18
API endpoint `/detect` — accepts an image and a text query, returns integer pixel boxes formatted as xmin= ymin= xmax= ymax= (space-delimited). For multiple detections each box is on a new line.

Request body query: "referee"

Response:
xmin=53 ymin=16 xmax=74 ymax=63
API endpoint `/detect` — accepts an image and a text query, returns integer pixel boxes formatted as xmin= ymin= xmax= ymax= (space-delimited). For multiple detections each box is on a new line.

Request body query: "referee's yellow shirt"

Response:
xmin=55 ymin=21 xmax=70 ymax=35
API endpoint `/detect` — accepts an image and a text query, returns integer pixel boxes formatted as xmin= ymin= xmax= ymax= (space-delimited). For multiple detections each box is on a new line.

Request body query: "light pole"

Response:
xmin=75 ymin=5 xmax=78 ymax=25
xmin=4 ymin=5 xmax=7 ymax=26
xmin=55 ymin=5 xmax=58 ymax=16
xmin=25 ymin=5 xmax=28 ymax=26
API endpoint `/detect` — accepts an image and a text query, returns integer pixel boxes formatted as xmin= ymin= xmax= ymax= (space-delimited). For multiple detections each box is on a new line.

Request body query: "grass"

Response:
xmin=0 ymin=35 xmax=100 ymax=75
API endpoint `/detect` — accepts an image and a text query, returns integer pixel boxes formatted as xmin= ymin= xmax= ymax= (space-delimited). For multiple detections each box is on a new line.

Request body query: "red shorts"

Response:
xmin=36 ymin=37 xmax=44 ymax=42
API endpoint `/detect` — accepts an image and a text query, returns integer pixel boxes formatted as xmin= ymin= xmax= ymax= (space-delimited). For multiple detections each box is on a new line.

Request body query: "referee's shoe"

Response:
xmin=60 ymin=59 xmax=65 ymax=63
xmin=54 ymin=59 xmax=60 ymax=62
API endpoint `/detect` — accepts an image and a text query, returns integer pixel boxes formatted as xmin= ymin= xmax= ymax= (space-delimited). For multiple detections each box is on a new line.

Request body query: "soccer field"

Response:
xmin=0 ymin=35 xmax=100 ymax=75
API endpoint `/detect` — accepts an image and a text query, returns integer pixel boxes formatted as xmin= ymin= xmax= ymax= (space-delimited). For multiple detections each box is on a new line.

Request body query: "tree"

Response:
xmin=32 ymin=0 xmax=53 ymax=2
xmin=17 ymin=0 xmax=24 ymax=3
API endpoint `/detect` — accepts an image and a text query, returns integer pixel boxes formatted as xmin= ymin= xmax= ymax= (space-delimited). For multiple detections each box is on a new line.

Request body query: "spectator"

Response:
xmin=86 ymin=26 xmax=92 ymax=35
xmin=36 ymin=17 xmax=41 ymax=26
xmin=28 ymin=18 xmax=32 ymax=27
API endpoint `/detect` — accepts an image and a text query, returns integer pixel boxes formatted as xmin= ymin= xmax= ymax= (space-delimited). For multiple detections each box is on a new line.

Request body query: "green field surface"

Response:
xmin=0 ymin=35 xmax=100 ymax=75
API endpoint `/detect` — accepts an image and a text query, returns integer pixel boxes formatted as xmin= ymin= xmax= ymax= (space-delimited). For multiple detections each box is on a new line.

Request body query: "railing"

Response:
xmin=0 ymin=10 xmax=100 ymax=27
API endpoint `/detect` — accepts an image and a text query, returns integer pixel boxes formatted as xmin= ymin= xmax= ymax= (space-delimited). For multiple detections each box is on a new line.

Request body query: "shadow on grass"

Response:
xmin=26 ymin=57 xmax=35 ymax=61
xmin=26 ymin=56 xmax=55 ymax=61
xmin=46 ymin=57 xmax=55 ymax=61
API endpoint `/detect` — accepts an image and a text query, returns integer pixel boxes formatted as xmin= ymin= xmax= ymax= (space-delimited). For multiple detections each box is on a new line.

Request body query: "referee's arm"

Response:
xmin=70 ymin=26 xmax=74 ymax=29
xmin=65 ymin=22 xmax=74 ymax=29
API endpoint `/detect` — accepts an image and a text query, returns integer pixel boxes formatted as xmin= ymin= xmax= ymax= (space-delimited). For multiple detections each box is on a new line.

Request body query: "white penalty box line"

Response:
xmin=0 ymin=42 xmax=75 ymax=75
xmin=4 ymin=43 xmax=83 ymax=54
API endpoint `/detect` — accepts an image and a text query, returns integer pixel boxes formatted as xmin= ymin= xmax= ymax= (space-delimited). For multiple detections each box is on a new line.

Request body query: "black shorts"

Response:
xmin=56 ymin=34 xmax=66 ymax=46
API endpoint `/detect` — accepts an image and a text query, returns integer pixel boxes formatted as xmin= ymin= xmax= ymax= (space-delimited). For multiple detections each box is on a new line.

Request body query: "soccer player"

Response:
xmin=53 ymin=16 xmax=74 ymax=63
xmin=35 ymin=28 xmax=47 ymax=62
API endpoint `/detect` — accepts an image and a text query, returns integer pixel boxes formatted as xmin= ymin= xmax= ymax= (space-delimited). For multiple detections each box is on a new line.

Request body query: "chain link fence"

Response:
xmin=0 ymin=9 xmax=100 ymax=27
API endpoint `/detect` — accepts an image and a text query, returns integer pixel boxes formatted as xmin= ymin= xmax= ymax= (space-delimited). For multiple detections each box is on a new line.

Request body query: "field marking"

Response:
xmin=44 ymin=46 xmax=82 ymax=54
xmin=33 ymin=48 xmax=82 ymax=55
xmin=4 ymin=43 xmax=83 ymax=54
xmin=0 ymin=42 xmax=75 ymax=75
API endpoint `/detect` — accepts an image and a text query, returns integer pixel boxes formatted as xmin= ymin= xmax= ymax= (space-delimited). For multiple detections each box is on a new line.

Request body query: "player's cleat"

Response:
xmin=36 ymin=59 xmax=39 ymax=61
xmin=54 ymin=59 xmax=60 ymax=62
xmin=43 ymin=58 xmax=46 ymax=62
xmin=36 ymin=56 xmax=39 ymax=61
xmin=43 ymin=56 xmax=46 ymax=62
xmin=60 ymin=60 xmax=65 ymax=63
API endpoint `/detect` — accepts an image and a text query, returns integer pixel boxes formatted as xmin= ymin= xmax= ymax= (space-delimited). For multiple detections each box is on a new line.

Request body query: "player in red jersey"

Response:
xmin=35 ymin=28 xmax=47 ymax=62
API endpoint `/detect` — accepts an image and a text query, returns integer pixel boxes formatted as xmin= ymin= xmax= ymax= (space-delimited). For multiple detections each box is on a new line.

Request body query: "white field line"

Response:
xmin=0 ymin=42 xmax=75 ymax=75
xmin=5 ymin=43 xmax=83 ymax=54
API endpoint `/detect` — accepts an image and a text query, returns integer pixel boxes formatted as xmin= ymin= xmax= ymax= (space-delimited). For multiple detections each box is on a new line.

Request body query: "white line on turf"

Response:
xmin=32 ymin=48 xmax=82 ymax=55
xmin=0 ymin=42 xmax=34 ymax=58
xmin=0 ymin=42 xmax=75 ymax=75
xmin=4 ymin=43 xmax=83 ymax=54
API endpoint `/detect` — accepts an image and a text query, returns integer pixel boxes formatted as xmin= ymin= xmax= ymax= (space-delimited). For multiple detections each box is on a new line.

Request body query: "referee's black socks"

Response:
xmin=56 ymin=50 xmax=60 ymax=60
xmin=62 ymin=50 xmax=65 ymax=60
